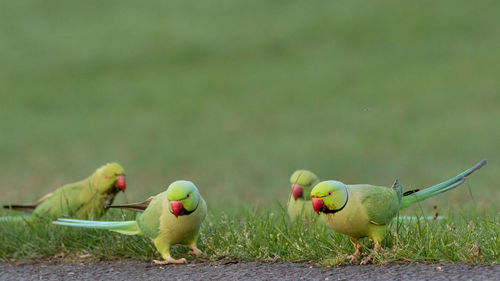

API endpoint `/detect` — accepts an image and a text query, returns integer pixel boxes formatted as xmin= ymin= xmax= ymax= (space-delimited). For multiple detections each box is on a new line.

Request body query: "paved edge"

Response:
xmin=1 ymin=260 xmax=499 ymax=281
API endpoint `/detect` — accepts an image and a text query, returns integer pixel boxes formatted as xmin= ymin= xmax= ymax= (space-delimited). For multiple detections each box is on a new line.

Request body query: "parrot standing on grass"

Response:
xmin=287 ymin=170 xmax=320 ymax=221
xmin=1 ymin=163 xmax=126 ymax=221
xmin=54 ymin=180 xmax=207 ymax=265
xmin=286 ymin=170 xmax=427 ymax=223
xmin=310 ymin=159 xmax=486 ymax=264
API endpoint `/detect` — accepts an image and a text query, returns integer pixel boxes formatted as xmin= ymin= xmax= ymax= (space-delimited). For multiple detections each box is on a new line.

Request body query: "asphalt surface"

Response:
xmin=1 ymin=260 xmax=499 ymax=281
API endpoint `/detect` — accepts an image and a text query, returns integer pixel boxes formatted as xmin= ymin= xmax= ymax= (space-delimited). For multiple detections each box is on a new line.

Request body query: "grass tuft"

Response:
xmin=1 ymin=208 xmax=498 ymax=265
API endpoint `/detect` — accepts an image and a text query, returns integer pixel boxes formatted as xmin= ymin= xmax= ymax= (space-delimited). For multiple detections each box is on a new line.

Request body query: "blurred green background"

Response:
xmin=1 ymin=1 xmax=498 ymax=214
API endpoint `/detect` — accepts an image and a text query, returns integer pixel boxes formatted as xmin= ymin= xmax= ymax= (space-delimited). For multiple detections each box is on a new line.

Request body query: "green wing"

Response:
xmin=31 ymin=183 xmax=85 ymax=219
xmin=137 ymin=192 xmax=165 ymax=239
xmin=360 ymin=185 xmax=400 ymax=225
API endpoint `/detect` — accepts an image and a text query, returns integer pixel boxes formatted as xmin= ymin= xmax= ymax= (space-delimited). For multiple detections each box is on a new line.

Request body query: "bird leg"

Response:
xmin=188 ymin=245 xmax=202 ymax=256
xmin=153 ymin=239 xmax=187 ymax=265
xmin=346 ymin=237 xmax=362 ymax=264
xmin=153 ymin=256 xmax=187 ymax=265
xmin=360 ymin=241 xmax=381 ymax=265
xmin=360 ymin=255 xmax=373 ymax=265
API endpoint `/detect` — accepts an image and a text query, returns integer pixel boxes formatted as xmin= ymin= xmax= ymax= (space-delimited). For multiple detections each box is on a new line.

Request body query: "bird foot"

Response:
xmin=360 ymin=254 xmax=374 ymax=265
xmin=153 ymin=257 xmax=187 ymax=265
xmin=346 ymin=254 xmax=360 ymax=265
xmin=188 ymin=246 xmax=202 ymax=256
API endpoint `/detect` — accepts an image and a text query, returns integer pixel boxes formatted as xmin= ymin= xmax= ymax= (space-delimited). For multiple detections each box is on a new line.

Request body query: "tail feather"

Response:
xmin=400 ymin=159 xmax=486 ymax=210
xmin=395 ymin=215 xmax=446 ymax=221
xmin=53 ymin=218 xmax=141 ymax=235
xmin=392 ymin=179 xmax=403 ymax=204
xmin=0 ymin=216 xmax=25 ymax=222
xmin=3 ymin=204 xmax=37 ymax=213
xmin=403 ymin=189 xmax=419 ymax=196
xmin=107 ymin=197 xmax=153 ymax=213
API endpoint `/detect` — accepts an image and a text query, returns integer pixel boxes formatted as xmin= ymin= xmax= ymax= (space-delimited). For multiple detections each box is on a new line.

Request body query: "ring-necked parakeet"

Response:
xmin=287 ymin=170 xmax=320 ymax=221
xmin=287 ymin=169 xmax=444 ymax=223
xmin=2 ymin=163 xmax=126 ymax=222
xmin=310 ymin=160 xmax=486 ymax=263
xmin=54 ymin=180 xmax=207 ymax=264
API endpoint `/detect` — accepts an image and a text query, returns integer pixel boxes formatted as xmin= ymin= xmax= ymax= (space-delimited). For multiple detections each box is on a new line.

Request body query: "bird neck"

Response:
xmin=324 ymin=185 xmax=349 ymax=214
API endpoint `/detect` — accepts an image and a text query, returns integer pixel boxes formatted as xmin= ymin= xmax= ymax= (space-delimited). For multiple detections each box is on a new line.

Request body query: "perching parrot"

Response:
xmin=1 ymin=163 xmax=126 ymax=222
xmin=54 ymin=180 xmax=207 ymax=265
xmin=287 ymin=170 xmax=320 ymax=221
xmin=310 ymin=159 xmax=486 ymax=263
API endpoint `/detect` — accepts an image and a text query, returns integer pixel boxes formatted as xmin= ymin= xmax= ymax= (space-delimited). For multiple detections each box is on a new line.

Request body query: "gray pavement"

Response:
xmin=1 ymin=260 xmax=499 ymax=281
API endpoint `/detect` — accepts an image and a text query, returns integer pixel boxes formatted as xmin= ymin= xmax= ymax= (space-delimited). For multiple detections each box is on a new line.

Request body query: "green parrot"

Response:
xmin=286 ymin=169 xmax=434 ymax=223
xmin=310 ymin=159 xmax=486 ymax=263
xmin=287 ymin=170 xmax=320 ymax=221
xmin=1 ymin=163 xmax=126 ymax=222
xmin=54 ymin=180 xmax=207 ymax=264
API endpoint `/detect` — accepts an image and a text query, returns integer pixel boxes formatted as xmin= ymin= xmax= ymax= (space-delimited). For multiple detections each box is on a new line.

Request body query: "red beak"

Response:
xmin=170 ymin=201 xmax=183 ymax=218
xmin=115 ymin=175 xmax=126 ymax=191
xmin=292 ymin=184 xmax=303 ymax=200
xmin=312 ymin=198 xmax=324 ymax=214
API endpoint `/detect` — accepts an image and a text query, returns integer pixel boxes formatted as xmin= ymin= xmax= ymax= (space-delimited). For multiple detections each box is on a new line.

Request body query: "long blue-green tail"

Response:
xmin=395 ymin=215 xmax=446 ymax=222
xmin=53 ymin=218 xmax=142 ymax=235
xmin=0 ymin=216 xmax=26 ymax=222
xmin=400 ymin=159 xmax=487 ymax=209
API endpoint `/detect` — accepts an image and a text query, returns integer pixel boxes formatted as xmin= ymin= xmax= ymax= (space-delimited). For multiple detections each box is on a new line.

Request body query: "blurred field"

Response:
xmin=1 ymin=1 xmax=499 ymax=215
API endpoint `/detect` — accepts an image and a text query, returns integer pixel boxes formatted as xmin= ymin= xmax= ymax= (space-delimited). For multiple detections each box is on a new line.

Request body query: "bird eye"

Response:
xmin=328 ymin=192 xmax=332 ymax=196
xmin=186 ymin=193 xmax=190 ymax=198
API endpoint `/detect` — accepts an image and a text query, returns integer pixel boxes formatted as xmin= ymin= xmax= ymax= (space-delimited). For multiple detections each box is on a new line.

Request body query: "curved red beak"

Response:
xmin=312 ymin=198 xmax=324 ymax=214
xmin=115 ymin=175 xmax=126 ymax=191
xmin=292 ymin=184 xmax=303 ymax=200
xmin=170 ymin=201 xmax=183 ymax=218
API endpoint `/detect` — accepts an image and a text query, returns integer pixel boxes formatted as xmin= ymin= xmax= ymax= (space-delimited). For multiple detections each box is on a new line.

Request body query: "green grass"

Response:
xmin=1 ymin=209 xmax=498 ymax=265
xmin=0 ymin=0 xmax=499 ymax=265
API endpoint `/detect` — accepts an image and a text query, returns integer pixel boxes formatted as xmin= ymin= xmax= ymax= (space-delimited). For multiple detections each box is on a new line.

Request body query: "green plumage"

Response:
xmin=2 ymin=163 xmax=126 ymax=221
xmin=137 ymin=194 xmax=164 ymax=238
xmin=287 ymin=170 xmax=320 ymax=221
xmin=310 ymin=160 xmax=486 ymax=261
xmin=362 ymin=183 xmax=401 ymax=225
xmin=54 ymin=180 xmax=207 ymax=264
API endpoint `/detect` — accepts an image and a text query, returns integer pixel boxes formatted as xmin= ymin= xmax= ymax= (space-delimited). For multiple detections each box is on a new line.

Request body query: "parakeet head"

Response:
xmin=166 ymin=180 xmax=201 ymax=218
xmin=310 ymin=180 xmax=348 ymax=214
xmin=289 ymin=170 xmax=320 ymax=201
xmin=92 ymin=162 xmax=126 ymax=194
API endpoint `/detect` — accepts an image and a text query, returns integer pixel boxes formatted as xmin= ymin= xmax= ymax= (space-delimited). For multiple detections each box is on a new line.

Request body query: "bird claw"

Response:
xmin=153 ymin=257 xmax=187 ymax=265
xmin=346 ymin=254 xmax=360 ymax=265
xmin=360 ymin=254 xmax=374 ymax=265
xmin=188 ymin=247 xmax=202 ymax=256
